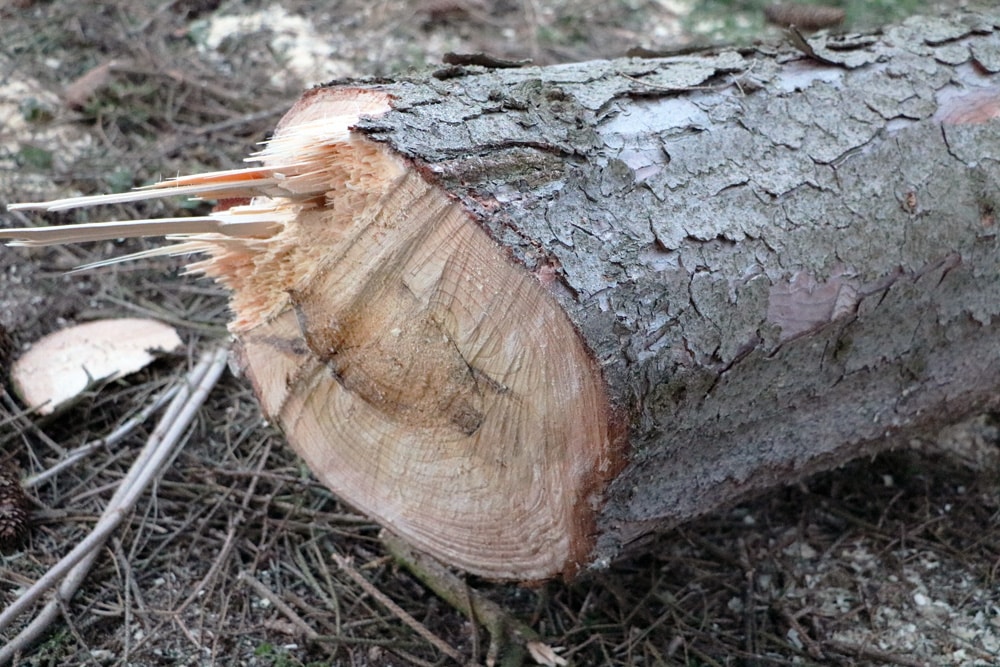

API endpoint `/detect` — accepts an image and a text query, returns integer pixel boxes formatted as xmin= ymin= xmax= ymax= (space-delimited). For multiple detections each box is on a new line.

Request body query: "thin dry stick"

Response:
xmin=110 ymin=537 xmax=140 ymax=663
xmin=383 ymin=533 xmax=540 ymax=667
xmin=24 ymin=383 xmax=181 ymax=488
xmin=128 ymin=436 xmax=275 ymax=657
xmin=332 ymin=554 xmax=465 ymax=664
xmin=0 ymin=347 xmax=229 ymax=665
xmin=0 ymin=386 xmax=66 ymax=455
xmin=174 ymin=437 xmax=273 ymax=613
xmin=238 ymin=571 xmax=320 ymax=640
xmin=824 ymin=638 xmax=930 ymax=667
xmin=301 ymin=536 xmax=343 ymax=632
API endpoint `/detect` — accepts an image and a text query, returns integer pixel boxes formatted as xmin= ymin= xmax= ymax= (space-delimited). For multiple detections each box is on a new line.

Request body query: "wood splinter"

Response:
xmin=2 ymin=88 xmax=621 ymax=582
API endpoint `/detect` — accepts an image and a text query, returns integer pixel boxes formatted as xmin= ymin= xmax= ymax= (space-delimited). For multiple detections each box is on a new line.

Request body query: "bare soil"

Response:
xmin=1 ymin=1 xmax=998 ymax=665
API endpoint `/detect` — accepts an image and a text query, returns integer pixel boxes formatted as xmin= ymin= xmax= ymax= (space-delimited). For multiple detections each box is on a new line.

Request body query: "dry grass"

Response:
xmin=1 ymin=1 xmax=999 ymax=665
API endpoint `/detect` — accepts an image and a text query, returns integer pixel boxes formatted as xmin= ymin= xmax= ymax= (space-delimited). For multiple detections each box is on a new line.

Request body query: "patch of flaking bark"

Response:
xmin=767 ymin=268 xmax=860 ymax=341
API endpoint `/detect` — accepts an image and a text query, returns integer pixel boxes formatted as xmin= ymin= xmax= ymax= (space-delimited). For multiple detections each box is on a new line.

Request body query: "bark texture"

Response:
xmin=344 ymin=12 xmax=1000 ymax=569
xmin=5 ymin=11 xmax=999 ymax=581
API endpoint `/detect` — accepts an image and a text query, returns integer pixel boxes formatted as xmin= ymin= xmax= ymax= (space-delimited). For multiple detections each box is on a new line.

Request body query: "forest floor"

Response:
xmin=1 ymin=1 xmax=998 ymax=665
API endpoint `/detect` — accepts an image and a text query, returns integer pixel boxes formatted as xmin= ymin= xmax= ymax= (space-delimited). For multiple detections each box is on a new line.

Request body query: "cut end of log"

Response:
xmin=3 ymin=86 xmax=622 ymax=581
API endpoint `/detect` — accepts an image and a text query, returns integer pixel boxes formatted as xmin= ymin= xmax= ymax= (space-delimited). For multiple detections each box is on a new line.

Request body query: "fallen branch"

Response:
xmin=0 ymin=347 xmax=229 ymax=665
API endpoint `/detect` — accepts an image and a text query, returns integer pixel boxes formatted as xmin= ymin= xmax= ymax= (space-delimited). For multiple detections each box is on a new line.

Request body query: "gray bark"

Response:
xmin=350 ymin=12 xmax=1000 ymax=569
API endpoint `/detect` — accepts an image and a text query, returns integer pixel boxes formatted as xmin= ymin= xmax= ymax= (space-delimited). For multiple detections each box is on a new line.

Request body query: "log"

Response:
xmin=3 ymin=11 xmax=1000 ymax=582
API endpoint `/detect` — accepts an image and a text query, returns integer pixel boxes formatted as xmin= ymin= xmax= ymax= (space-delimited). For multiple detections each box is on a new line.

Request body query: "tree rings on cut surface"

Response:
xmin=226 ymin=89 xmax=622 ymax=580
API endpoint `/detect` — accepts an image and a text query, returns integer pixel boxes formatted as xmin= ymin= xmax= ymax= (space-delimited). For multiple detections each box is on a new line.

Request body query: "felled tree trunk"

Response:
xmin=348 ymin=12 xmax=1000 ymax=575
xmin=5 ymin=12 xmax=1000 ymax=581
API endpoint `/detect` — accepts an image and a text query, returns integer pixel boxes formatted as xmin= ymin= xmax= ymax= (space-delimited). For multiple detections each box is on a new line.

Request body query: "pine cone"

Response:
xmin=0 ymin=469 xmax=29 ymax=546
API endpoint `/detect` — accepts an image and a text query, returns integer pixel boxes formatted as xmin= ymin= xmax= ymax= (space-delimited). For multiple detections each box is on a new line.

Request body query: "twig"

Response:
xmin=824 ymin=638 xmax=929 ymax=667
xmin=167 ymin=436 xmax=274 ymax=615
xmin=106 ymin=365 xmax=263 ymax=658
xmin=24 ymin=383 xmax=180 ymax=488
xmin=310 ymin=635 xmax=426 ymax=649
xmin=777 ymin=605 xmax=825 ymax=660
xmin=0 ymin=347 xmax=229 ymax=665
xmin=111 ymin=537 xmax=139 ymax=663
xmin=153 ymin=104 xmax=290 ymax=157
xmin=239 ymin=571 xmax=320 ymax=640
xmin=300 ymin=535 xmax=344 ymax=631
xmin=383 ymin=532 xmax=541 ymax=667
xmin=389 ymin=647 xmax=440 ymax=667
xmin=332 ymin=553 xmax=465 ymax=664
xmin=0 ymin=386 xmax=66 ymax=455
